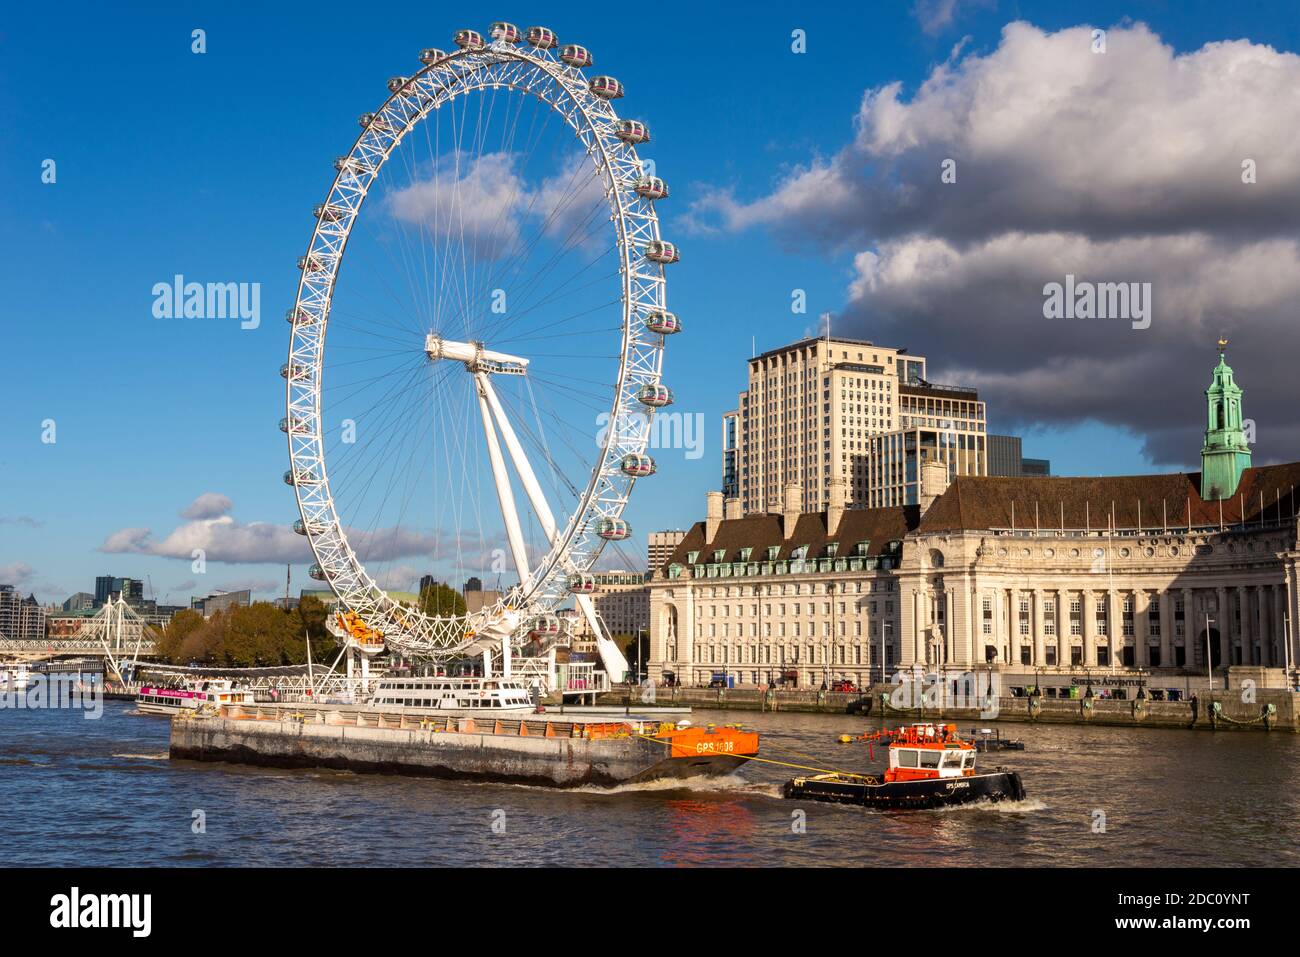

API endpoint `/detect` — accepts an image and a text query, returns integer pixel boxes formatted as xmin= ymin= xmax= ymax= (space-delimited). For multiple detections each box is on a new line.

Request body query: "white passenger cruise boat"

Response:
xmin=0 ymin=664 xmax=31 ymax=692
xmin=135 ymin=679 xmax=256 ymax=716
xmin=370 ymin=676 xmax=536 ymax=715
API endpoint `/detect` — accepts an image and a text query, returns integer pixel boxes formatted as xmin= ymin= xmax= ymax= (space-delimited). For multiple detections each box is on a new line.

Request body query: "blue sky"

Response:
xmin=2 ymin=0 xmax=1298 ymax=605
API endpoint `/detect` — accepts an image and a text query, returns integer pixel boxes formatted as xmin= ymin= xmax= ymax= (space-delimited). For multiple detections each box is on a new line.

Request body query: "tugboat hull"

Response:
xmin=784 ymin=769 xmax=1025 ymax=810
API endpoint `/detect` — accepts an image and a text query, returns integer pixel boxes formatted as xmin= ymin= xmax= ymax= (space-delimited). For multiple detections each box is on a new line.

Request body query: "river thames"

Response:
xmin=3 ymin=698 xmax=1299 ymax=867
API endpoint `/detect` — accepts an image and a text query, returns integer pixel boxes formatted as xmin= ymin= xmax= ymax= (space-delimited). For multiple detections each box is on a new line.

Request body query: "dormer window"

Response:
xmin=712 ymin=549 xmax=726 ymax=563
xmin=766 ymin=546 xmax=779 ymax=561
xmin=825 ymin=542 xmax=839 ymax=558
xmin=855 ymin=540 xmax=870 ymax=556
xmin=686 ymin=550 xmax=699 ymax=564
xmin=739 ymin=547 xmax=753 ymax=562
xmin=792 ymin=545 xmax=809 ymax=561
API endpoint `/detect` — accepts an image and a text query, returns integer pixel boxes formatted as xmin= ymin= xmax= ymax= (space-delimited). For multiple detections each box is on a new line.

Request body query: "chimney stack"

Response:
xmin=827 ymin=476 xmax=847 ymax=535
xmin=724 ymin=497 xmax=742 ymax=521
xmin=705 ymin=490 xmax=724 ymax=543
xmin=782 ymin=482 xmax=802 ymax=539
xmin=919 ymin=460 xmax=951 ymax=514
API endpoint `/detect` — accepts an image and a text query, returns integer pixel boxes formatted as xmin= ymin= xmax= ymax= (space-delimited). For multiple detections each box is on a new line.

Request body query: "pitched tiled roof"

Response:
xmin=660 ymin=506 xmax=920 ymax=572
xmin=918 ymin=462 xmax=1300 ymax=533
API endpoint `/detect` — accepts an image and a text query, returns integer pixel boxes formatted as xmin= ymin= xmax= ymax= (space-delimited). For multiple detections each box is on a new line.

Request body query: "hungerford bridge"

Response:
xmin=0 ymin=596 xmax=156 ymax=680
xmin=0 ymin=596 xmax=605 ymax=698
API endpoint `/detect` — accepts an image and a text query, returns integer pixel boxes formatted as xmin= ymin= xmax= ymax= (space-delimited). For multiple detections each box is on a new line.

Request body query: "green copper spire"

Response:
xmin=1200 ymin=337 xmax=1251 ymax=501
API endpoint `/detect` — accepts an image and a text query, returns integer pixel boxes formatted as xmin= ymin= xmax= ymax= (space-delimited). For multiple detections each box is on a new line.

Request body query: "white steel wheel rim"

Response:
xmin=285 ymin=37 xmax=668 ymax=659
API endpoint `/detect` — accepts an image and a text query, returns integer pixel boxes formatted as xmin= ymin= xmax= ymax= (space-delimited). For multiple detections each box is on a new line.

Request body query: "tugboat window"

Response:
xmin=919 ymin=751 xmax=941 ymax=769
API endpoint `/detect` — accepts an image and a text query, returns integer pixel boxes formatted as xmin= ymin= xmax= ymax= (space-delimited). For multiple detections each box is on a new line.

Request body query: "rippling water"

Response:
xmin=3 ymin=698 xmax=1298 ymax=867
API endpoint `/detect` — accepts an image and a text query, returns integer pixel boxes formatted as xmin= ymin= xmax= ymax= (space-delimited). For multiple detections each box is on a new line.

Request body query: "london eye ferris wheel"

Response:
xmin=281 ymin=23 xmax=679 ymax=664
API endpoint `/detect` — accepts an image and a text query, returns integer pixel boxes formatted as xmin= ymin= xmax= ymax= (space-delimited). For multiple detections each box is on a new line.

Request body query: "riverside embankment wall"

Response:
xmin=598 ymin=686 xmax=1300 ymax=732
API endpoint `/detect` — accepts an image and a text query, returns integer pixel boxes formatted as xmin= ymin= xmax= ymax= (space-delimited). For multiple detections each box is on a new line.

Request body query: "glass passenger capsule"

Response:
xmin=620 ymin=453 xmax=657 ymax=477
xmin=308 ymin=564 xmax=327 ymax=581
xmin=358 ymin=112 xmax=391 ymax=131
xmin=636 ymin=383 xmax=674 ymax=408
xmin=286 ymin=306 xmax=321 ymax=325
xmin=283 ymin=469 xmax=318 ymax=487
xmin=634 ymin=176 xmax=669 ymax=200
xmin=454 ymin=29 xmax=485 ymax=50
xmin=297 ymin=255 xmax=325 ymax=272
xmin=489 ymin=22 xmax=521 ymax=43
xmin=418 ymin=48 xmax=447 ymax=65
xmin=529 ymin=615 xmax=561 ymax=637
xmin=567 ymin=574 xmax=597 ymax=595
xmin=387 ymin=76 xmax=410 ymax=93
xmin=596 ymin=517 xmax=632 ymax=541
xmin=279 ymin=416 xmax=309 ymax=434
xmin=560 ymin=44 xmax=592 ymax=67
xmin=589 ymin=76 xmax=623 ymax=99
xmin=644 ymin=240 xmax=679 ymax=264
xmin=313 ymin=203 xmax=344 ymax=222
xmin=615 ymin=119 xmax=650 ymax=144
xmin=279 ymin=361 xmax=310 ymax=380
xmin=525 ymin=26 xmax=557 ymax=49
xmin=643 ymin=309 xmax=680 ymax=335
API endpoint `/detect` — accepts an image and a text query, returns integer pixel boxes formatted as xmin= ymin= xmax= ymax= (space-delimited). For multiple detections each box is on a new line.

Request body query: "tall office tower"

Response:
xmin=728 ymin=335 xmax=986 ymax=514
xmin=721 ymin=410 xmax=739 ymax=500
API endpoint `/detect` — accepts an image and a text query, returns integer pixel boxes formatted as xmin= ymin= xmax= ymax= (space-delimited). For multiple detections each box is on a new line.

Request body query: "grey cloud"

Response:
xmin=683 ymin=20 xmax=1300 ymax=469
xmin=180 ymin=493 xmax=234 ymax=521
xmin=687 ymin=23 xmax=1300 ymax=246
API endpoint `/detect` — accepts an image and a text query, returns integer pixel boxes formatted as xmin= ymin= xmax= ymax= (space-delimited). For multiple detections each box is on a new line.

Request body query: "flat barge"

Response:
xmin=170 ymin=703 xmax=759 ymax=788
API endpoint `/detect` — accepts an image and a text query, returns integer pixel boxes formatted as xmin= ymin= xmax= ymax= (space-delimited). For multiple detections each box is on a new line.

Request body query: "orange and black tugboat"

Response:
xmin=783 ymin=723 xmax=1025 ymax=810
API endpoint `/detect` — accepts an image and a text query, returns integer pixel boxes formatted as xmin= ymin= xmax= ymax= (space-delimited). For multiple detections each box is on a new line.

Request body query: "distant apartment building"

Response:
xmin=648 ymin=530 xmax=687 ymax=573
xmin=988 ymin=434 xmax=1053 ymax=477
xmin=465 ymin=587 xmax=503 ymax=614
xmin=191 ymin=589 xmax=252 ymax=618
xmin=299 ymin=589 xmax=337 ymax=608
xmin=0 ymin=585 xmax=46 ymax=641
xmin=94 ymin=575 xmax=144 ymax=608
xmin=590 ymin=571 xmax=650 ymax=638
xmin=727 ymin=335 xmax=986 ymax=515
xmin=866 ymin=381 xmax=988 ymax=507
xmin=62 ymin=592 xmax=95 ymax=612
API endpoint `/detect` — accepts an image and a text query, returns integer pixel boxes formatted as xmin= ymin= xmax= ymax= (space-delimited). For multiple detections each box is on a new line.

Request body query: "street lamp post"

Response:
xmin=881 ymin=618 xmax=891 ymax=689
xmin=1285 ymin=611 xmax=1294 ymax=691
xmin=1205 ymin=612 xmax=1216 ymax=694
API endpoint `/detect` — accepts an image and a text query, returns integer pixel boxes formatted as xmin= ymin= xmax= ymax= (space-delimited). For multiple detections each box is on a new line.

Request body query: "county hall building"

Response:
xmin=648 ymin=346 xmax=1300 ymax=692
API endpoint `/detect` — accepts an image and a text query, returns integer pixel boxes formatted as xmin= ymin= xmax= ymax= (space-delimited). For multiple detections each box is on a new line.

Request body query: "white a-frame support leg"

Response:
xmin=478 ymin=373 xmax=631 ymax=683
xmin=475 ymin=375 xmax=531 ymax=592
